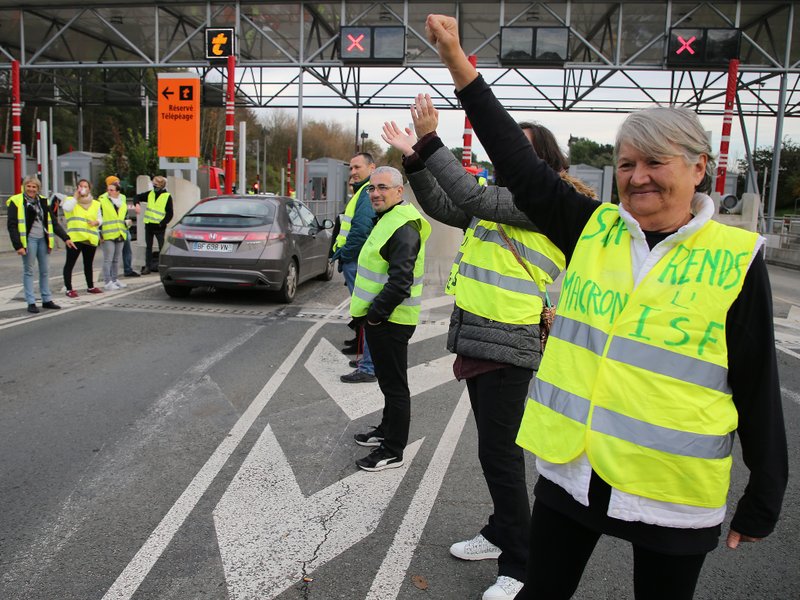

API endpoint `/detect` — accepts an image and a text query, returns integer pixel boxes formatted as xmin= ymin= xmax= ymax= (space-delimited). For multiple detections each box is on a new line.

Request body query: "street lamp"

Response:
xmin=360 ymin=130 xmax=368 ymax=151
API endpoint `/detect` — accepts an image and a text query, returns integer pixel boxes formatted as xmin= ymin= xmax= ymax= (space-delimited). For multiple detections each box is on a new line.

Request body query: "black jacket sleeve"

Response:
xmin=7 ymin=202 xmax=21 ymax=250
xmin=366 ymin=222 xmax=421 ymax=323
xmin=455 ymin=75 xmax=599 ymax=262
xmin=727 ymin=253 xmax=788 ymax=538
xmin=163 ymin=195 xmax=174 ymax=228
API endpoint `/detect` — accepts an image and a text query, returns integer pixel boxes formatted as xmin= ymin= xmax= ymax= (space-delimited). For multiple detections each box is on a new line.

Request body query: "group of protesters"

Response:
xmin=334 ymin=14 xmax=788 ymax=600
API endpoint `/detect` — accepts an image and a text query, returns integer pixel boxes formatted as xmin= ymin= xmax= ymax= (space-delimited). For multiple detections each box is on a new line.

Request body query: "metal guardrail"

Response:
xmin=771 ymin=215 xmax=800 ymax=250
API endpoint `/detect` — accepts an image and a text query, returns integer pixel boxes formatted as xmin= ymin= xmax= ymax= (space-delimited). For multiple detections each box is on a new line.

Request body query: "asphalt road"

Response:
xmin=0 ymin=248 xmax=797 ymax=600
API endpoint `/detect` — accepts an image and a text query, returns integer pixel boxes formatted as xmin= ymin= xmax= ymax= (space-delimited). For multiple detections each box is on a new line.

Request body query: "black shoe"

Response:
xmin=340 ymin=369 xmax=377 ymax=384
xmin=356 ymin=446 xmax=403 ymax=472
xmin=141 ymin=267 xmax=151 ymax=275
xmin=341 ymin=345 xmax=359 ymax=355
xmin=349 ymin=359 xmax=359 ymax=368
xmin=124 ymin=271 xmax=141 ymax=278
xmin=27 ymin=304 xmax=40 ymax=314
xmin=354 ymin=427 xmax=384 ymax=447
xmin=41 ymin=301 xmax=61 ymax=310
xmin=344 ymin=337 xmax=358 ymax=347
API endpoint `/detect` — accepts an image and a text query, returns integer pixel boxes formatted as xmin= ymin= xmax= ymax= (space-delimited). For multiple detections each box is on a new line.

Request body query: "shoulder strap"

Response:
xmin=496 ymin=223 xmax=552 ymax=306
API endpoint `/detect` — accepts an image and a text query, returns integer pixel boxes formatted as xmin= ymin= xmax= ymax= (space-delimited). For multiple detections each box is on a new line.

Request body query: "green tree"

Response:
xmin=568 ymin=137 xmax=614 ymax=169
xmin=737 ymin=140 xmax=800 ymax=211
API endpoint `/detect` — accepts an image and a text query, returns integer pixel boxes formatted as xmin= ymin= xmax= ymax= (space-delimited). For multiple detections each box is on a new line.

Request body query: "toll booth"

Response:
xmin=56 ymin=150 xmax=107 ymax=195
xmin=302 ymin=157 xmax=350 ymax=223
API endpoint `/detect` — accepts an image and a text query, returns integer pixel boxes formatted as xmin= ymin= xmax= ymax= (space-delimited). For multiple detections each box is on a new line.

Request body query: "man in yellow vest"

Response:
xmin=134 ymin=175 xmax=173 ymax=274
xmin=6 ymin=175 xmax=76 ymax=313
xmin=332 ymin=152 xmax=378 ymax=382
xmin=350 ymin=166 xmax=431 ymax=471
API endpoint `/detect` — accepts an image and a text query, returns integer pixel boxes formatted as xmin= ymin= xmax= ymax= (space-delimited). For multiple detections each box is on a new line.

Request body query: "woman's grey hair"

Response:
xmin=372 ymin=166 xmax=404 ymax=187
xmin=615 ymin=107 xmax=716 ymax=193
xmin=22 ymin=175 xmax=41 ymax=191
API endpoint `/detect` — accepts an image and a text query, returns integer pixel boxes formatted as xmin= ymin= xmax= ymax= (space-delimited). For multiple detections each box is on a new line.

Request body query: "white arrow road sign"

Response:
xmin=214 ymin=427 xmax=423 ymax=599
xmin=304 ymin=334 xmax=455 ymax=421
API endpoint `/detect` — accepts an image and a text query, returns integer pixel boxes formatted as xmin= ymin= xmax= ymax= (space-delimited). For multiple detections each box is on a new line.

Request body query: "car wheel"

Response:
xmin=278 ymin=259 xmax=298 ymax=303
xmin=317 ymin=259 xmax=334 ymax=281
xmin=163 ymin=284 xmax=191 ymax=298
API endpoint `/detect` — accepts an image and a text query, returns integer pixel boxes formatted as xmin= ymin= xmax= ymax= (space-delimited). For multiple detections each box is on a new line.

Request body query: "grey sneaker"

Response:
xmin=449 ymin=533 xmax=502 ymax=561
xmin=482 ymin=576 xmax=523 ymax=600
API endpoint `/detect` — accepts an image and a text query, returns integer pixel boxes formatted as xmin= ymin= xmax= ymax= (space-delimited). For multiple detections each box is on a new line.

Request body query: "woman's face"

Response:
xmin=616 ymin=141 xmax=706 ymax=231
xmin=77 ymin=181 xmax=90 ymax=196
xmin=24 ymin=181 xmax=39 ymax=197
xmin=107 ymin=186 xmax=119 ymax=198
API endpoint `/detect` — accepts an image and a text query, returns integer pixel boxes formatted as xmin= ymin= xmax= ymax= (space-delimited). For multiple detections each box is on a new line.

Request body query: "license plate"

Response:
xmin=192 ymin=241 xmax=235 ymax=252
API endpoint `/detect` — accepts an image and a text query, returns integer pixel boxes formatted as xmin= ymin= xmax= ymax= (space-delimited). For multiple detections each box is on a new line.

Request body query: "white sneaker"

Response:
xmin=483 ymin=576 xmax=523 ymax=600
xmin=449 ymin=533 xmax=501 ymax=561
xmin=113 ymin=280 xmax=127 ymax=289
xmin=104 ymin=281 xmax=120 ymax=291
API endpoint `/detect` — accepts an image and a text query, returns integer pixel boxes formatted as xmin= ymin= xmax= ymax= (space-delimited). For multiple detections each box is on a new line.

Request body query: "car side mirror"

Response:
xmin=321 ymin=218 xmax=334 ymax=230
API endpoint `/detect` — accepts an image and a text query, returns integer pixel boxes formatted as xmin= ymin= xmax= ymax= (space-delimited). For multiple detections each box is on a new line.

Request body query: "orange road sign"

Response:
xmin=157 ymin=73 xmax=200 ymax=158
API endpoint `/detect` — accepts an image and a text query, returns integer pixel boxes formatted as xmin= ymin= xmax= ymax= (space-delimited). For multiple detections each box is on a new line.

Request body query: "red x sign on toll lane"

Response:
xmin=347 ymin=33 xmax=365 ymax=52
xmin=676 ymin=35 xmax=696 ymax=55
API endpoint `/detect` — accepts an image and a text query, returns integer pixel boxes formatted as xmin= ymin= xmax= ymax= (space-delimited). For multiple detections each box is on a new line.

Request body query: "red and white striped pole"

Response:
xmin=224 ymin=54 xmax=236 ymax=194
xmin=36 ymin=120 xmax=42 ymax=178
xmin=461 ymin=54 xmax=477 ymax=167
xmin=715 ymin=59 xmax=740 ymax=195
xmin=286 ymin=146 xmax=292 ymax=195
xmin=11 ymin=60 xmax=22 ymax=191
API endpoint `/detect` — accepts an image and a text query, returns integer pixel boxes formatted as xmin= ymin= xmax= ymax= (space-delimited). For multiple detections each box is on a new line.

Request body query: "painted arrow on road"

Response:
xmin=213 ymin=425 xmax=422 ymax=599
xmin=304 ymin=334 xmax=455 ymax=421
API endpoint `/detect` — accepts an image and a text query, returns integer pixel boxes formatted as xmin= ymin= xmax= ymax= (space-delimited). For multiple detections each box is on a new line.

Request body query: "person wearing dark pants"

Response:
xmin=349 ymin=166 xmax=431 ymax=472
xmin=62 ymin=179 xmax=103 ymax=297
xmin=134 ymin=175 xmax=173 ymax=274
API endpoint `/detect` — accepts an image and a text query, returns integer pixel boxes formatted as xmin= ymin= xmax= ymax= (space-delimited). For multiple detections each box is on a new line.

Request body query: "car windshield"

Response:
xmin=182 ymin=198 xmax=275 ymax=227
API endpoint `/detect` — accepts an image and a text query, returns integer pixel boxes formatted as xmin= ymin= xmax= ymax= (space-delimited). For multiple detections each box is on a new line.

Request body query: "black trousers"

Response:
xmin=517 ymin=500 xmax=707 ymax=600
xmin=364 ymin=321 xmax=415 ymax=458
xmin=466 ymin=366 xmax=533 ymax=582
xmin=63 ymin=241 xmax=97 ymax=290
xmin=144 ymin=225 xmax=165 ymax=269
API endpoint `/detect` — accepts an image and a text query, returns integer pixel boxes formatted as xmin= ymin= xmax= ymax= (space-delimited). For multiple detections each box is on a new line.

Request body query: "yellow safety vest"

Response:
xmin=99 ymin=193 xmax=128 ymax=241
xmin=143 ymin=190 xmax=170 ymax=225
xmin=6 ymin=193 xmax=56 ymax=249
xmin=350 ymin=202 xmax=431 ymax=325
xmin=516 ymin=204 xmax=759 ymax=508
xmin=332 ymin=181 xmax=370 ymax=252
xmin=446 ymin=217 xmax=564 ymax=324
xmin=64 ymin=199 xmax=101 ymax=246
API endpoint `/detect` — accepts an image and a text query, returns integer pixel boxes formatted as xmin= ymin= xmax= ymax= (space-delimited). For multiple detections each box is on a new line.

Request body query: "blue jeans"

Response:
xmin=340 ymin=259 xmax=374 ymax=375
xmin=21 ymin=236 xmax=53 ymax=304
xmin=122 ymin=236 xmax=133 ymax=274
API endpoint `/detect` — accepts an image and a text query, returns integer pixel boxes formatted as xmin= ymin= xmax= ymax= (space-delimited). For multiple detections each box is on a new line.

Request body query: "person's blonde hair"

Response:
xmin=22 ymin=175 xmax=41 ymax=192
xmin=152 ymin=175 xmax=167 ymax=188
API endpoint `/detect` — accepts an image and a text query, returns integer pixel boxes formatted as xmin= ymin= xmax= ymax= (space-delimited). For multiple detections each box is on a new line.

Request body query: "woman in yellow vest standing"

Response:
xmin=62 ymin=178 xmax=103 ymax=297
xmin=428 ymin=15 xmax=787 ymax=600
xmin=383 ymin=100 xmax=595 ymax=600
xmin=6 ymin=175 xmax=76 ymax=313
xmin=98 ymin=180 xmax=128 ymax=290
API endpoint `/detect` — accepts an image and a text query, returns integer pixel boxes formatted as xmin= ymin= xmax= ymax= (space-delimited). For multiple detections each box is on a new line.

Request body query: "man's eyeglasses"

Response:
xmin=366 ymin=184 xmax=401 ymax=193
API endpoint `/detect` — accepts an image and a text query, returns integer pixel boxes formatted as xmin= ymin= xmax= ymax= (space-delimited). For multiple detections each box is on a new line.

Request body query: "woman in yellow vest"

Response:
xmin=6 ymin=175 xmax=76 ymax=313
xmin=383 ymin=100 xmax=595 ymax=600
xmin=62 ymin=178 xmax=103 ymax=297
xmin=98 ymin=180 xmax=128 ymax=290
xmin=428 ymin=14 xmax=787 ymax=600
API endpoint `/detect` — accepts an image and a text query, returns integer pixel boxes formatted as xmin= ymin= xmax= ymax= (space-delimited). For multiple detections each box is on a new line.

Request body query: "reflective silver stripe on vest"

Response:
xmin=357 ymin=264 xmax=424 ymax=287
xmin=551 ymin=316 xmax=608 ymax=355
xmin=532 ymin=378 xmax=591 ymax=424
xmin=451 ymin=250 xmax=463 ymax=265
xmin=67 ymin=216 xmax=90 ymax=224
xmin=352 ymin=286 xmax=422 ymax=307
xmin=607 ymin=337 xmax=730 ymax=393
xmin=459 ymin=262 xmax=541 ymax=296
xmin=591 ymin=406 xmax=734 ymax=459
xmin=473 ymin=224 xmax=561 ymax=279
xmin=340 ymin=214 xmax=352 ymax=225
xmin=145 ymin=208 xmax=166 ymax=218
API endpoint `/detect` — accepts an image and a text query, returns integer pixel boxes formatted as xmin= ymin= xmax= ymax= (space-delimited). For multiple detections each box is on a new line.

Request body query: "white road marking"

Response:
xmin=365 ymin=389 xmax=471 ymax=600
xmin=0 ymin=282 xmax=162 ymax=331
xmin=304 ymin=335 xmax=455 ymax=421
xmin=783 ymin=387 xmax=800 ymax=406
xmin=214 ymin=428 xmax=423 ymax=599
xmin=101 ymin=299 xmax=350 ymax=600
xmin=420 ymin=295 xmax=455 ymax=311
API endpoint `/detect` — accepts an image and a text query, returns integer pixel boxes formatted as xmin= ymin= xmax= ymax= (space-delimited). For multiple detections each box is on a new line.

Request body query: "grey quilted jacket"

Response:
xmin=406 ymin=143 xmax=544 ymax=370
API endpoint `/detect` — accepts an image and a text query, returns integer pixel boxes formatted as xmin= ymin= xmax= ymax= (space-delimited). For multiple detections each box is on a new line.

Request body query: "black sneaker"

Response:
xmin=348 ymin=359 xmax=359 ymax=368
xmin=124 ymin=271 xmax=141 ymax=278
xmin=41 ymin=301 xmax=61 ymax=310
xmin=344 ymin=337 xmax=358 ymax=347
xmin=340 ymin=369 xmax=377 ymax=383
xmin=354 ymin=427 xmax=384 ymax=447
xmin=356 ymin=446 xmax=403 ymax=472
xmin=27 ymin=304 xmax=40 ymax=314
xmin=341 ymin=345 xmax=359 ymax=355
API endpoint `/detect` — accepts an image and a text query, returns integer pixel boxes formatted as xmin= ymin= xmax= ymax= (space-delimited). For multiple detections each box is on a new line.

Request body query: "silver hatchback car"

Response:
xmin=159 ymin=195 xmax=334 ymax=302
